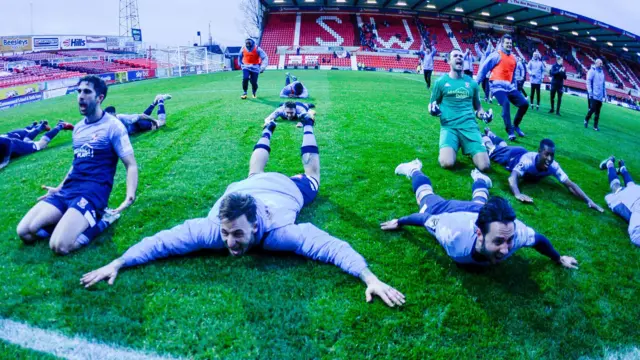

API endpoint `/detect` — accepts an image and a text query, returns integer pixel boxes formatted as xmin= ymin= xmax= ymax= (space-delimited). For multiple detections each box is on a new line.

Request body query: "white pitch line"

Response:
xmin=0 ymin=318 xmax=182 ymax=360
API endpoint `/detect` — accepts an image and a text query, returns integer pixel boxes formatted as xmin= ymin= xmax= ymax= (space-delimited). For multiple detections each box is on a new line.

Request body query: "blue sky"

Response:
xmin=0 ymin=0 xmax=637 ymax=48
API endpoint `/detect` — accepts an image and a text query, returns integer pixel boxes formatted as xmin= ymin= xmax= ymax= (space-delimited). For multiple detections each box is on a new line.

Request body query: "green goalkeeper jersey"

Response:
xmin=430 ymin=73 xmax=480 ymax=129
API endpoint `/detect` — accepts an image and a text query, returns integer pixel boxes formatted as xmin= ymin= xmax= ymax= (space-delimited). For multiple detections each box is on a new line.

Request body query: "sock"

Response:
xmin=489 ymin=133 xmax=504 ymax=146
xmin=411 ymin=170 xmax=432 ymax=193
xmin=35 ymin=224 xmax=56 ymax=238
xmin=25 ymin=127 xmax=41 ymax=141
xmin=301 ymin=125 xmax=318 ymax=156
xmin=472 ymin=179 xmax=490 ymax=204
xmin=620 ymin=166 xmax=634 ymax=186
xmin=254 ymin=125 xmax=274 ymax=153
xmin=43 ymin=124 xmax=62 ymax=141
xmin=75 ymin=220 xmax=108 ymax=247
xmin=157 ymin=100 xmax=165 ymax=116
xmin=143 ymin=103 xmax=156 ymax=116
xmin=608 ymin=162 xmax=620 ymax=188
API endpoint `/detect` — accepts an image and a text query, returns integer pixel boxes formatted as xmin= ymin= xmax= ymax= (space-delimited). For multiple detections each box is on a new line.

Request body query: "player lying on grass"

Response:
xmin=0 ymin=120 xmax=74 ymax=170
xmin=381 ymin=159 xmax=578 ymax=268
xmin=599 ymin=156 xmax=640 ymax=246
xmin=104 ymin=94 xmax=172 ymax=135
xmin=280 ymin=73 xmax=308 ymax=98
xmin=428 ymin=49 xmax=493 ymax=171
xmin=2 ymin=120 xmax=50 ymax=140
xmin=17 ymin=75 xmax=138 ymax=255
xmin=264 ymin=100 xmax=316 ymax=128
xmin=81 ymin=114 xmax=405 ymax=308
xmin=482 ymin=127 xmax=603 ymax=211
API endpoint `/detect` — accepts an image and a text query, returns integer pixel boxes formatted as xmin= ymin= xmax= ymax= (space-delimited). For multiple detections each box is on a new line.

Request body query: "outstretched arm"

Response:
xmin=266 ymin=223 xmax=405 ymax=307
xmin=508 ymin=170 xmax=533 ymax=203
xmin=531 ymin=233 xmax=578 ymax=269
xmin=563 ymin=179 xmax=604 ymax=212
xmin=80 ymin=217 xmax=223 ymax=288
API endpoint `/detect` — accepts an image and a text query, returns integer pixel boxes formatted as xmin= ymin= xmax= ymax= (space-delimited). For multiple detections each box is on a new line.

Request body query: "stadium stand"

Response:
xmin=300 ymin=13 xmax=358 ymax=47
xmin=0 ymin=66 xmax=84 ymax=88
xmin=58 ymin=60 xmax=140 ymax=74
xmin=260 ymin=14 xmax=297 ymax=62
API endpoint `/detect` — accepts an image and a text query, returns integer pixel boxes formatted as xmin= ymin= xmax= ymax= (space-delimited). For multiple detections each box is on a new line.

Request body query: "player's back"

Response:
xmin=208 ymin=172 xmax=304 ymax=229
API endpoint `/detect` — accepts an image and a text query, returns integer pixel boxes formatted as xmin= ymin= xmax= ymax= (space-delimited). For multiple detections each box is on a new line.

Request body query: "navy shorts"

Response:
xmin=489 ymin=146 xmax=527 ymax=168
xmin=290 ymin=174 xmax=319 ymax=206
xmin=9 ymin=139 xmax=38 ymax=158
xmin=43 ymin=192 xmax=101 ymax=228
xmin=419 ymin=195 xmax=483 ymax=216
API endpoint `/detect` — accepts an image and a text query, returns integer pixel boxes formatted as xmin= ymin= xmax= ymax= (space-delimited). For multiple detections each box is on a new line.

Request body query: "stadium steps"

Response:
xmin=442 ymin=23 xmax=460 ymax=50
xmin=294 ymin=13 xmax=301 ymax=46
xmin=572 ymin=47 xmax=588 ymax=73
xmin=515 ymin=47 xmax=526 ymax=60
xmin=609 ymin=62 xmax=634 ymax=89
xmin=618 ymin=59 xmax=640 ymax=89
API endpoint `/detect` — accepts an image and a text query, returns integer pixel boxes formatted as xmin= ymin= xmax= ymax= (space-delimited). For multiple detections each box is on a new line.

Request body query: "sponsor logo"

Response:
xmin=34 ymin=38 xmax=59 ymax=47
xmin=63 ymin=38 xmax=86 ymax=47
xmin=3 ymin=38 xmax=28 ymax=47
xmin=507 ymin=0 xmax=551 ymax=13
xmin=595 ymin=21 xmax=610 ymax=29
xmin=465 ymin=82 xmax=470 ymax=88
xmin=450 ymin=88 xmax=470 ymax=99
xmin=320 ymin=7 xmax=339 ymax=11
xmin=74 ymin=143 xmax=94 ymax=158
xmin=560 ymin=11 xmax=578 ymax=19
xmin=77 ymin=198 xmax=88 ymax=210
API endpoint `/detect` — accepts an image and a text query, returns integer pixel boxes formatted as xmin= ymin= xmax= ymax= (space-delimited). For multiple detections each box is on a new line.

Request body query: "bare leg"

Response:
xmin=438 ymin=147 xmax=456 ymax=169
xmin=17 ymin=201 xmax=63 ymax=244
xmin=301 ymin=120 xmax=320 ymax=183
xmin=472 ymin=152 xmax=490 ymax=172
xmin=249 ymin=122 xmax=276 ymax=176
xmin=49 ymin=208 xmax=90 ymax=255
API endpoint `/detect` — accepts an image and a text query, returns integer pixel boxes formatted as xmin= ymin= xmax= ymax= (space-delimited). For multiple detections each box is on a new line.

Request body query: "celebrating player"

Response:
xmin=515 ymin=56 xmax=527 ymax=97
xmin=462 ymin=48 xmax=475 ymax=77
xmin=265 ymin=101 xmax=316 ymax=128
xmin=240 ymin=38 xmax=268 ymax=99
xmin=382 ymin=159 xmax=578 ymax=268
xmin=474 ymin=41 xmax=494 ymax=103
xmin=585 ymin=59 xmax=606 ymax=131
xmin=599 ymin=156 xmax=640 ymax=246
xmin=280 ymin=73 xmax=309 ymax=98
xmin=482 ymin=128 xmax=603 ymax=211
xmin=429 ymin=49 xmax=492 ymax=171
xmin=80 ymin=114 xmax=405 ymax=308
xmin=105 ymin=94 xmax=172 ymax=135
xmin=0 ymin=121 xmax=73 ymax=170
xmin=420 ymin=41 xmax=437 ymax=89
xmin=16 ymin=75 xmax=138 ymax=255
xmin=476 ymin=35 xmax=529 ymax=141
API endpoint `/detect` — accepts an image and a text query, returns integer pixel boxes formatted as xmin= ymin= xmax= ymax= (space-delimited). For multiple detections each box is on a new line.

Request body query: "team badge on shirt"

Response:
xmin=465 ymin=82 xmax=470 ymax=88
xmin=77 ymin=197 xmax=88 ymax=209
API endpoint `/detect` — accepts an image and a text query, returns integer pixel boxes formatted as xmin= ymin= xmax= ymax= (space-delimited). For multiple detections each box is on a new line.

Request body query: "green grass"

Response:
xmin=0 ymin=70 xmax=639 ymax=359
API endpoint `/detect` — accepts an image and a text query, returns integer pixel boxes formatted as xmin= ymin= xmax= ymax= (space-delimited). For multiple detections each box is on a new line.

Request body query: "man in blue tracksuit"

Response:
xmin=421 ymin=42 xmax=436 ymax=89
xmin=515 ymin=56 xmax=527 ymax=97
xmin=475 ymin=41 xmax=494 ymax=102
xmin=585 ymin=59 xmax=606 ymax=131
xmin=527 ymin=51 xmax=545 ymax=110
xmin=463 ymin=48 xmax=475 ymax=77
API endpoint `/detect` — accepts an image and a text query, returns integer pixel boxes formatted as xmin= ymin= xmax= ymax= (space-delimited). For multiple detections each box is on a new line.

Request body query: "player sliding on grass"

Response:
xmin=428 ymin=49 xmax=493 ymax=171
xmin=599 ymin=156 xmax=640 ymax=246
xmin=280 ymin=73 xmax=309 ymax=98
xmin=265 ymin=100 xmax=316 ymax=128
xmin=105 ymin=94 xmax=172 ymax=135
xmin=81 ymin=114 xmax=405 ymax=308
xmin=482 ymin=127 xmax=603 ymax=211
xmin=381 ymin=159 xmax=578 ymax=268
xmin=0 ymin=120 xmax=74 ymax=170
xmin=476 ymin=34 xmax=529 ymax=142
xmin=17 ymin=76 xmax=138 ymax=255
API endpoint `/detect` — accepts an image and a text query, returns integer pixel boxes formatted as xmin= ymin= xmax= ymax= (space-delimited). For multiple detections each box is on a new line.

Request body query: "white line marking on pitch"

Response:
xmin=0 ymin=318 xmax=182 ymax=360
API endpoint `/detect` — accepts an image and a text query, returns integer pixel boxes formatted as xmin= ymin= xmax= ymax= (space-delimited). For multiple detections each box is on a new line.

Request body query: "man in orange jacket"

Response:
xmin=240 ymin=38 xmax=269 ymax=99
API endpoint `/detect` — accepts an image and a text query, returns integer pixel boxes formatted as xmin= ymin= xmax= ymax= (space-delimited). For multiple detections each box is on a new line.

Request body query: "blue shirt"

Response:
xmin=507 ymin=149 xmax=569 ymax=183
xmin=280 ymin=81 xmax=309 ymax=98
xmin=239 ymin=40 xmax=269 ymax=73
xmin=476 ymin=50 xmax=518 ymax=93
xmin=421 ymin=45 xmax=436 ymax=71
xmin=265 ymin=104 xmax=311 ymax=123
xmin=587 ymin=67 xmax=606 ymax=101
xmin=527 ymin=59 xmax=545 ymax=84
xmin=61 ymin=112 xmax=133 ymax=207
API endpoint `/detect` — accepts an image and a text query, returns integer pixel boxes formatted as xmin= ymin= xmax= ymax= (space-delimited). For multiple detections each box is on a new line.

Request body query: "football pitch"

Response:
xmin=1 ymin=70 xmax=639 ymax=359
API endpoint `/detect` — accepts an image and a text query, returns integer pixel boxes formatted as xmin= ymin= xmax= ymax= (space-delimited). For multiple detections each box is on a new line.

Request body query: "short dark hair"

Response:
xmin=284 ymin=101 xmax=297 ymax=109
xmin=78 ymin=75 xmax=108 ymax=100
xmin=501 ymin=34 xmax=512 ymax=42
xmin=539 ymin=138 xmax=555 ymax=150
xmin=293 ymin=82 xmax=304 ymax=96
xmin=104 ymin=106 xmax=116 ymax=114
xmin=218 ymin=193 xmax=257 ymax=223
xmin=475 ymin=197 xmax=516 ymax=236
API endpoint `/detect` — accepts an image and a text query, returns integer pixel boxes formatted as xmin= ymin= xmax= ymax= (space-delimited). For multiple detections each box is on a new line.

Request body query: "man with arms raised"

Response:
xmin=482 ymin=127 xmax=603 ymax=211
xmin=476 ymin=35 xmax=529 ymax=141
xmin=17 ymin=75 xmax=138 ymax=255
xmin=81 ymin=113 xmax=404 ymax=308
xmin=428 ymin=49 xmax=493 ymax=171
xmin=382 ymin=159 xmax=578 ymax=268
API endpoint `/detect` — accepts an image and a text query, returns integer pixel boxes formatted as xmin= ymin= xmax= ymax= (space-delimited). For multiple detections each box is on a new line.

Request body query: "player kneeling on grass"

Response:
xmin=265 ymin=100 xmax=316 ymax=128
xmin=16 ymin=75 xmax=138 ymax=255
xmin=599 ymin=156 xmax=640 ymax=246
xmin=0 ymin=120 xmax=73 ymax=170
xmin=81 ymin=115 xmax=405 ymax=308
xmin=104 ymin=94 xmax=172 ymax=135
xmin=429 ymin=49 xmax=493 ymax=171
xmin=381 ymin=159 xmax=578 ymax=268
xmin=280 ymin=73 xmax=309 ymax=98
xmin=482 ymin=127 xmax=603 ymax=212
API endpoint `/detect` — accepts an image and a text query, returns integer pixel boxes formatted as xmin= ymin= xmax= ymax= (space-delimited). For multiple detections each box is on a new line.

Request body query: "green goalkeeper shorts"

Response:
xmin=439 ymin=126 xmax=486 ymax=156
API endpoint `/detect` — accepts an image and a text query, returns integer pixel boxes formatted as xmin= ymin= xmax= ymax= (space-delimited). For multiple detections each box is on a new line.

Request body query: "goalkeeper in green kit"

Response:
xmin=429 ymin=49 xmax=493 ymax=171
